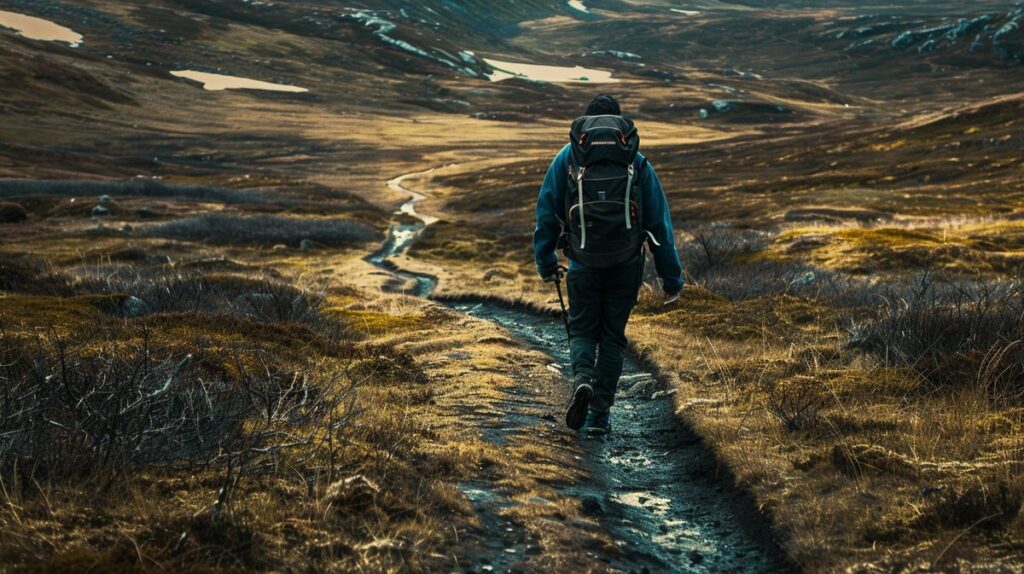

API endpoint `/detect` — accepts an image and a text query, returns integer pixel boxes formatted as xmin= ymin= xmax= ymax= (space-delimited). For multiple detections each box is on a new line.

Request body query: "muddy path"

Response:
xmin=366 ymin=171 xmax=791 ymax=573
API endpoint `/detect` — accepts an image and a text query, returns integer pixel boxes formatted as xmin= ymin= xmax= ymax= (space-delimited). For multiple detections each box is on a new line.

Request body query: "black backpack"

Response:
xmin=561 ymin=115 xmax=645 ymax=268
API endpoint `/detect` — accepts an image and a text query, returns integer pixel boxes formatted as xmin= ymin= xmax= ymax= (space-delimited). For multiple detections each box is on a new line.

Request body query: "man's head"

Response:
xmin=585 ymin=94 xmax=621 ymax=116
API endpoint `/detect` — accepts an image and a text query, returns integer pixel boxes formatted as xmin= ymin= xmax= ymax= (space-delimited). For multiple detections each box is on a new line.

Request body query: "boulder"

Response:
xmin=92 ymin=205 xmax=110 ymax=217
xmin=121 ymin=296 xmax=150 ymax=318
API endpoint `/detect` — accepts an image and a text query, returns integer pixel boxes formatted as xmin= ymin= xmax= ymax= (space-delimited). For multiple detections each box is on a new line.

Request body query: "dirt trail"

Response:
xmin=367 ymin=171 xmax=790 ymax=573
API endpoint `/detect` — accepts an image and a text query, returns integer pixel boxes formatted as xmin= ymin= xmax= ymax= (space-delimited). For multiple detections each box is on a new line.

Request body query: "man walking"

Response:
xmin=534 ymin=95 xmax=684 ymax=435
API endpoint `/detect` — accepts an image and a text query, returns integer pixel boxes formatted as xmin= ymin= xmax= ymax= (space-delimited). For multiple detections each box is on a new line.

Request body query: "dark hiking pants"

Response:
xmin=567 ymin=256 xmax=643 ymax=413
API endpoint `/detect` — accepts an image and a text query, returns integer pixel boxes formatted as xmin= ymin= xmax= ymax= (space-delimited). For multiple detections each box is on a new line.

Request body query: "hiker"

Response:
xmin=534 ymin=95 xmax=683 ymax=435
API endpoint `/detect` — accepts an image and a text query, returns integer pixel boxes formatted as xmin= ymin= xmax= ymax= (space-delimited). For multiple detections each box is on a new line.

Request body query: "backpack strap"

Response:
xmin=632 ymin=156 xmax=660 ymax=247
xmin=634 ymin=156 xmax=648 ymax=176
xmin=624 ymin=163 xmax=635 ymax=230
xmin=575 ymin=166 xmax=588 ymax=249
xmin=630 ymin=156 xmax=648 ymax=229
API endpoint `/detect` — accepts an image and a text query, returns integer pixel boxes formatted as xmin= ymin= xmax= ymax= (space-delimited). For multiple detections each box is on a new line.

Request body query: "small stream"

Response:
xmin=366 ymin=172 xmax=789 ymax=573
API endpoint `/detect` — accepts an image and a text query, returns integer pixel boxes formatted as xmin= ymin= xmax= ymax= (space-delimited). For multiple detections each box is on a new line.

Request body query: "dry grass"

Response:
xmin=142 ymin=214 xmax=379 ymax=248
xmin=0 ymin=240 xmax=473 ymax=572
xmin=0 ymin=223 xmax=629 ymax=572
xmin=2 ymin=2 xmax=1023 ymax=569
xmin=627 ymin=286 xmax=1024 ymax=571
xmin=393 ymin=195 xmax=1024 ymax=570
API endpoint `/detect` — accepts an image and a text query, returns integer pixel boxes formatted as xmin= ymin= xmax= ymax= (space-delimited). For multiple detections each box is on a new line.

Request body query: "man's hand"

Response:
xmin=664 ymin=292 xmax=680 ymax=306
xmin=543 ymin=267 xmax=565 ymax=283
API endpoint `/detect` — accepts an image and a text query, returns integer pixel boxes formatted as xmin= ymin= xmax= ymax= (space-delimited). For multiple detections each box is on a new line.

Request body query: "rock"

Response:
xmin=99 ymin=194 xmax=112 ymax=204
xmin=622 ymin=378 xmax=658 ymax=399
xmin=0 ymin=202 xmax=28 ymax=223
xmin=92 ymin=205 xmax=110 ymax=217
xmin=789 ymin=271 xmax=817 ymax=287
xmin=689 ymin=550 xmax=705 ymax=565
xmin=698 ymin=108 xmax=710 ymax=119
xmin=121 ymin=296 xmax=150 ymax=318
xmin=946 ymin=16 xmax=991 ymax=41
xmin=994 ymin=15 xmax=1024 ymax=62
xmin=299 ymin=238 xmax=313 ymax=251
xmin=651 ymin=389 xmax=677 ymax=400
xmin=137 ymin=206 xmax=156 ymax=219
xmin=588 ymin=50 xmax=642 ymax=60
xmin=711 ymin=100 xmax=732 ymax=113
xmin=580 ymin=496 xmax=603 ymax=516
xmin=891 ymin=30 xmax=918 ymax=49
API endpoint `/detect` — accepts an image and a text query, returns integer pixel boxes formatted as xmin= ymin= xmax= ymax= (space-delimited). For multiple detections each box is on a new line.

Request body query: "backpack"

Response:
xmin=561 ymin=115 xmax=645 ymax=268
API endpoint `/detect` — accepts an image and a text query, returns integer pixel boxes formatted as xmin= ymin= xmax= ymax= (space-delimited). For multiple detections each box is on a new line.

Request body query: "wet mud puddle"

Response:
xmin=366 ymin=173 xmax=788 ymax=573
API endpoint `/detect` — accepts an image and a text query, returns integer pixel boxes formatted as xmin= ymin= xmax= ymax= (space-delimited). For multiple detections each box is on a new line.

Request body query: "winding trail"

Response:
xmin=368 ymin=170 xmax=790 ymax=573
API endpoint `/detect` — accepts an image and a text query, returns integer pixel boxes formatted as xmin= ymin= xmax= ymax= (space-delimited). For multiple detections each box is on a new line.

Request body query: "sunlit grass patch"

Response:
xmin=0 ymin=293 xmax=117 ymax=333
xmin=327 ymin=307 xmax=427 ymax=338
xmin=773 ymin=219 xmax=1024 ymax=276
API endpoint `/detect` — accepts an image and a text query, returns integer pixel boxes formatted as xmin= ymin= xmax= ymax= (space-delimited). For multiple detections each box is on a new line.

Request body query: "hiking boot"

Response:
xmin=583 ymin=410 xmax=611 ymax=435
xmin=565 ymin=381 xmax=593 ymax=430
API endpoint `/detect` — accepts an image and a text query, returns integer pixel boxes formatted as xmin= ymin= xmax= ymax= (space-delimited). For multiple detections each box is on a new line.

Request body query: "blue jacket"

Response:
xmin=534 ymin=143 xmax=684 ymax=295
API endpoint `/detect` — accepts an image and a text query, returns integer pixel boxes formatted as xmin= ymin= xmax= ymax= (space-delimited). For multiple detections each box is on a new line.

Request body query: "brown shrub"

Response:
xmin=918 ymin=482 xmax=1023 ymax=531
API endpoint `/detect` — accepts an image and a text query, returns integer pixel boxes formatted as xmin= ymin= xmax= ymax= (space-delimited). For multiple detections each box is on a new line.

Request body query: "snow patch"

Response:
xmin=170 ymin=70 xmax=308 ymax=93
xmin=588 ymin=50 xmax=642 ymax=60
xmin=568 ymin=0 xmax=590 ymax=13
xmin=0 ymin=10 xmax=82 ymax=46
xmin=483 ymin=58 xmax=619 ymax=84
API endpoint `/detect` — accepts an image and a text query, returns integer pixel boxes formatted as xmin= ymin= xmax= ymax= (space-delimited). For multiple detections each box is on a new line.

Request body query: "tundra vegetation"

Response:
xmin=2 ymin=0 xmax=1024 ymax=572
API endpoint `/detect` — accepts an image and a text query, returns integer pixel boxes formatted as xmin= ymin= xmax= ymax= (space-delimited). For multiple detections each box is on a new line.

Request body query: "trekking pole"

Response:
xmin=551 ymin=266 xmax=574 ymax=392
xmin=553 ymin=266 xmax=571 ymax=344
